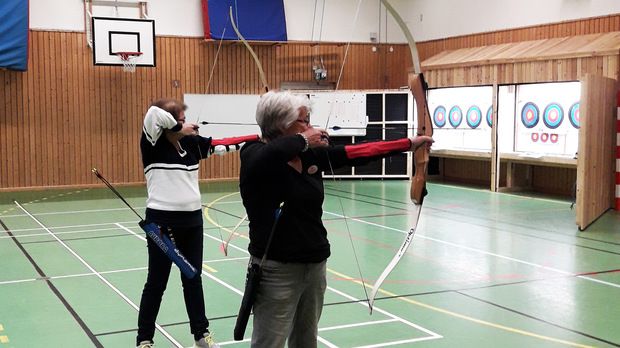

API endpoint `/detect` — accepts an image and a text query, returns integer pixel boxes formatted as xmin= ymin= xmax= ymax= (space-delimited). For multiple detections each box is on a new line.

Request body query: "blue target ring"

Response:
xmin=521 ymin=102 xmax=539 ymax=129
xmin=466 ymin=106 xmax=482 ymax=129
xmin=433 ymin=106 xmax=446 ymax=128
xmin=569 ymin=102 xmax=580 ymax=129
xmin=543 ymin=103 xmax=564 ymax=129
xmin=486 ymin=106 xmax=493 ymax=127
xmin=448 ymin=106 xmax=462 ymax=128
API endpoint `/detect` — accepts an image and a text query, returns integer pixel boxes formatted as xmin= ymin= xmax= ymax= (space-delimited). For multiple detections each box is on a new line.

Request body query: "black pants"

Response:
xmin=136 ymin=224 xmax=208 ymax=344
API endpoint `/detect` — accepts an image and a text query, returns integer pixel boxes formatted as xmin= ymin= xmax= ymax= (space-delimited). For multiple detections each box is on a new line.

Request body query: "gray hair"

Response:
xmin=256 ymin=91 xmax=311 ymax=141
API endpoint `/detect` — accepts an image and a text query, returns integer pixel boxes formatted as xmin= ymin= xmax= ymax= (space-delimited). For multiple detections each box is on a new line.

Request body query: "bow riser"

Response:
xmin=409 ymin=73 xmax=432 ymax=205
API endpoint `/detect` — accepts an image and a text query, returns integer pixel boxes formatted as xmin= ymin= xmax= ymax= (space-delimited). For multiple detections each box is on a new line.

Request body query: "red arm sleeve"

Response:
xmin=211 ymin=134 xmax=260 ymax=146
xmin=344 ymin=138 xmax=412 ymax=159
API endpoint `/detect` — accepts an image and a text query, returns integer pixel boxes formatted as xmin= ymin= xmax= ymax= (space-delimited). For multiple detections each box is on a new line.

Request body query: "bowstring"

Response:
xmin=322 ymin=0 xmax=370 ymax=309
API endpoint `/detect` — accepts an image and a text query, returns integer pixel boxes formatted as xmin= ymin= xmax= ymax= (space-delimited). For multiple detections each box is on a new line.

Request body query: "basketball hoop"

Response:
xmin=116 ymin=51 xmax=143 ymax=72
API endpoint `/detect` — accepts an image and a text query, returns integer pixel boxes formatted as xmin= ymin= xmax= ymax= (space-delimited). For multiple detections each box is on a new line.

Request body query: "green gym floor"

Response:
xmin=0 ymin=180 xmax=619 ymax=348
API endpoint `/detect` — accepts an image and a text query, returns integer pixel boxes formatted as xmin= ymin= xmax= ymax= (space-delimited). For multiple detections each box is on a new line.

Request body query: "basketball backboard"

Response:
xmin=91 ymin=16 xmax=155 ymax=67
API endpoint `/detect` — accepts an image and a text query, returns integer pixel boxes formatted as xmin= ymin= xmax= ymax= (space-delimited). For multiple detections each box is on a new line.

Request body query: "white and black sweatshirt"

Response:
xmin=140 ymin=106 xmax=258 ymax=227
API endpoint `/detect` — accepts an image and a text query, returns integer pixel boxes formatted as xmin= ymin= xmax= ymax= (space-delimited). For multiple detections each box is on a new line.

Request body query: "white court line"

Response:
xmin=319 ymin=319 xmax=398 ymax=331
xmin=116 ymin=223 xmax=244 ymax=297
xmin=0 ymin=226 xmax=124 ymax=239
xmin=8 ymin=202 xmax=618 ymax=291
xmin=324 ymin=211 xmax=620 ymax=289
xmin=356 ymin=335 xmax=442 ymax=348
xmin=318 ymin=336 xmax=339 ymax=348
xmin=328 ymin=286 xmax=441 ymax=340
xmin=2 ymin=219 xmax=243 ymax=238
xmin=0 ymin=256 xmax=249 ymax=286
xmin=1 ymin=206 xmax=136 ymax=218
xmin=118 ymin=223 xmax=438 ymax=348
xmin=14 ymin=202 xmax=184 ymax=348
xmin=0 ymin=267 xmax=148 ymax=285
xmin=2 ymin=220 xmax=137 ymax=233
xmin=1 ymin=199 xmax=244 ymax=219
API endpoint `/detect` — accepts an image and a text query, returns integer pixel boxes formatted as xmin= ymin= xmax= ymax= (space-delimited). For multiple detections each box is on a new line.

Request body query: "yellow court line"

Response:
xmin=1 ymin=189 xmax=90 ymax=216
xmin=203 ymin=192 xmax=240 ymax=228
xmin=203 ymin=192 xmax=249 ymax=239
xmin=205 ymin=192 xmax=592 ymax=348
xmin=202 ymin=264 xmax=218 ymax=273
xmin=327 ymin=268 xmax=594 ymax=348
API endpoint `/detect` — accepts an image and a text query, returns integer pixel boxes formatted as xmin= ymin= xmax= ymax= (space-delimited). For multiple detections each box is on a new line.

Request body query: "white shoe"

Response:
xmin=194 ymin=331 xmax=220 ymax=348
xmin=136 ymin=341 xmax=154 ymax=348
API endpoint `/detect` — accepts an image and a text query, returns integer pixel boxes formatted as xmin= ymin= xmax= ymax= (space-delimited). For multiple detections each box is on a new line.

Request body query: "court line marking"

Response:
xmin=118 ymin=223 xmax=425 ymax=347
xmin=429 ymin=182 xmax=573 ymax=205
xmin=6 ymin=198 xmax=618 ymax=290
xmin=328 ymin=267 xmax=598 ymax=348
xmin=0 ymin=200 xmax=243 ymax=219
xmin=0 ymin=257 xmax=250 ymax=286
xmin=13 ymin=202 xmax=184 ymax=348
xmin=6 ymin=190 xmax=614 ymax=346
xmin=324 ymin=211 xmax=620 ymax=289
xmin=0 ymin=220 xmax=242 ymax=236
xmin=5 ymin=211 xmax=596 ymax=348
xmin=196 ymin=193 xmax=614 ymax=347
xmin=318 ymin=318 xmax=398 ymax=331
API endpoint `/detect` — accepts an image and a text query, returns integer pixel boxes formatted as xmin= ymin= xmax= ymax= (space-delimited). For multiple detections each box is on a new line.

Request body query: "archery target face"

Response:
xmin=542 ymin=103 xmax=564 ymax=129
xmin=466 ymin=106 xmax=482 ymax=129
xmin=521 ymin=102 xmax=539 ymax=128
xmin=569 ymin=102 xmax=580 ymax=129
xmin=433 ymin=105 xmax=446 ymax=128
xmin=427 ymin=86 xmax=492 ymax=151
xmin=513 ymin=81 xmax=580 ymax=156
xmin=486 ymin=105 xmax=493 ymax=127
xmin=448 ymin=106 xmax=463 ymax=128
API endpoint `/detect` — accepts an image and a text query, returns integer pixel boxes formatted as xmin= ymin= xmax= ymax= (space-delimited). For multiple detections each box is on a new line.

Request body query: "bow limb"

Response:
xmin=368 ymin=0 xmax=433 ymax=313
xmin=229 ymin=6 xmax=269 ymax=93
xmin=223 ymin=213 xmax=247 ymax=256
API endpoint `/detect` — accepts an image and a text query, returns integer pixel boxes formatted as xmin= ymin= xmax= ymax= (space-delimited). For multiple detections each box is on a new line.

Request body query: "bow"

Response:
xmin=229 ymin=6 xmax=269 ymax=93
xmin=208 ymin=7 xmax=269 ymax=254
xmin=367 ymin=0 xmax=433 ymax=313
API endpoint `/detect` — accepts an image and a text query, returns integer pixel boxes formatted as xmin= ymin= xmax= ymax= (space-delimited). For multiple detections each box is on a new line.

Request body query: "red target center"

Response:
xmin=548 ymin=109 xmax=558 ymax=121
xmin=526 ymin=110 xmax=534 ymax=121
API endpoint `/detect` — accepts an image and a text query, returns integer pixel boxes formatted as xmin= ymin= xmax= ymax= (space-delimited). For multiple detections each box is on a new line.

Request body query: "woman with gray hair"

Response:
xmin=238 ymin=91 xmax=432 ymax=348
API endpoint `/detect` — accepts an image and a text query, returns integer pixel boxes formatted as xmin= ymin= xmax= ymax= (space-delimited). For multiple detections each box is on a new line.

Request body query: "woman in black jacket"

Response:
xmin=239 ymin=91 xmax=432 ymax=348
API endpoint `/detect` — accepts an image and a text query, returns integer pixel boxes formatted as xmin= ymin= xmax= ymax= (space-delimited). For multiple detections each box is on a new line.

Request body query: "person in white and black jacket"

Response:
xmin=137 ymin=98 xmax=258 ymax=348
xmin=239 ymin=91 xmax=433 ymax=348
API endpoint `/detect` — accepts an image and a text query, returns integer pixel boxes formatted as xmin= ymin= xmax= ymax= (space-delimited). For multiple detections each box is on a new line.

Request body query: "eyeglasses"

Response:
xmin=296 ymin=117 xmax=310 ymax=126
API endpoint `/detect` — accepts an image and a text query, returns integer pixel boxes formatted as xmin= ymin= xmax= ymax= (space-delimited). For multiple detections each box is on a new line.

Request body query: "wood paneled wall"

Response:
xmin=425 ymin=56 xmax=619 ymax=88
xmin=1 ymin=13 xmax=619 ymax=190
xmin=0 ymin=33 xmax=410 ymax=189
xmin=417 ymin=14 xmax=620 ymax=62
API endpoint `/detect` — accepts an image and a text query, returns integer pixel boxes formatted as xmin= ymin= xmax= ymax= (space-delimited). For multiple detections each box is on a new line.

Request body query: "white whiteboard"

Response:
xmin=184 ymin=92 xmax=368 ymax=138
xmin=307 ymin=92 xmax=367 ymax=136
xmin=184 ymin=94 xmax=261 ymax=138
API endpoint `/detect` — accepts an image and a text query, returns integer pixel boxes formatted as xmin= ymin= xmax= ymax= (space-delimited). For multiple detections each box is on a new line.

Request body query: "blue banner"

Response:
xmin=0 ymin=0 xmax=28 ymax=71
xmin=207 ymin=0 xmax=287 ymax=41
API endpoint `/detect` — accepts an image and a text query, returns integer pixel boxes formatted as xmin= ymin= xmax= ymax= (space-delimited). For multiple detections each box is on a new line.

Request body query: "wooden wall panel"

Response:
xmin=418 ymin=14 xmax=620 ymax=62
xmin=0 ymin=33 xmax=412 ymax=190
xmin=532 ymin=166 xmax=577 ymax=197
xmin=427 ymin=56 xmax=617 ymax=88
xmin=576 ymin=74 xmax=617 ymax=229
xmin=441 ymin=159 xmax=490 ymax=187
xmin=1 ymin=13 xmax=619 ymax=190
